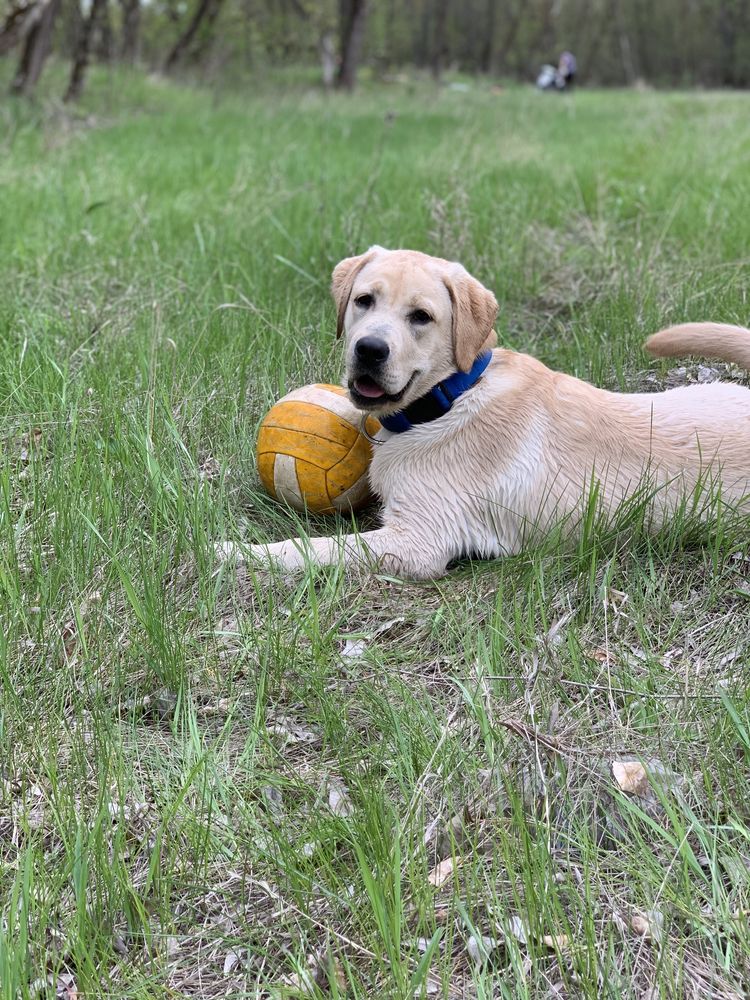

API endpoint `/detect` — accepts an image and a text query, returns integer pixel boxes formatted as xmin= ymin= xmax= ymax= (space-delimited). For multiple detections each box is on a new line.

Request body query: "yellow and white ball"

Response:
xmin=257 ymin=383 xmax=380 ymax=514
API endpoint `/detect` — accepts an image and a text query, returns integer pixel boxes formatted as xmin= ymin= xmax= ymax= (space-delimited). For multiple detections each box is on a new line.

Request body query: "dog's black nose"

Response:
xmin=355 ymin=336 xmax=390 ymax=365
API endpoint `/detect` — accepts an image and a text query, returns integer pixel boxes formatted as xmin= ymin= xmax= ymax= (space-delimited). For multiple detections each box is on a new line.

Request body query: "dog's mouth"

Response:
xmin=349 ymin=371 xmax=418 ymax=409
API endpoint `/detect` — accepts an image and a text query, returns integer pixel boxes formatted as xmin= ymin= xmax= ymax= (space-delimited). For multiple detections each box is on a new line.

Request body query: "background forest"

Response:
xmin=2 ymin=0 xmax=750 ymax=102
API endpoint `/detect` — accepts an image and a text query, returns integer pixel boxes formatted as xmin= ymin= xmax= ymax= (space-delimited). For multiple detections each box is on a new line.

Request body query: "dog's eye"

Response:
xmin=354 ymin=294 xmax=374 ymax=309
xmin=410 ymin=309 xmax=433 ymax=325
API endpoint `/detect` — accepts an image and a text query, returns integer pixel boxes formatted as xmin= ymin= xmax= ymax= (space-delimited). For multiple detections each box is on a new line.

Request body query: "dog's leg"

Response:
xmin=217 ymin=526 xmax=450 ymax=579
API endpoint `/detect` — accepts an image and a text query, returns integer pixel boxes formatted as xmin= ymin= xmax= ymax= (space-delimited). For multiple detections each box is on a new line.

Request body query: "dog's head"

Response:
xmin=332 ymin=246 xmax=498 ymax=415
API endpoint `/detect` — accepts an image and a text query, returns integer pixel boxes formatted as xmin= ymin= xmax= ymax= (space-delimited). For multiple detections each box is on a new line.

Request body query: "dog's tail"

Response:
xmin=645 ymin=322 xmax=750 ymax=369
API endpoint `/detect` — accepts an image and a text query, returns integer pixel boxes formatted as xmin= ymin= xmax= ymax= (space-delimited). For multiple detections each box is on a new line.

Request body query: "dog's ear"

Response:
xmin=331 ymin=246 xmax=384 ymax=338
xmin=443 ymin=266 xmax=498 ymax=372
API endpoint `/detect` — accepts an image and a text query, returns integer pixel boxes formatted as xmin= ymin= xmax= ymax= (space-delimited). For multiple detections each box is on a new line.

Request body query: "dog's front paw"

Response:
xmin=215 ymin=539 xmax=307 ymax=574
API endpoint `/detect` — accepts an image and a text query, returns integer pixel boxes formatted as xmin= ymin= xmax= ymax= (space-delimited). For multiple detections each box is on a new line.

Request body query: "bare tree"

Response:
xmin=414 ymin=0 xmax=429 ymax=68
xmin=320 ymin=29 xmax=336 ymax=87
xmin=715 ymin=0 xmax=750 ymax=86
xmin=10 ymin=0 xmax=61 ymax=95
xmin=64 ymin=0 xmax=109 ymax=101
xmin=480 ymin=0 xmax=497 ymax=74
xmin=611 ymin=0 xmax=637 ymax=84
xmin=95 ymin=0 xmax=113 ymax=61
xmin=119 ymin=0 xmax=140 ymax=63
xmin=186 ymin=0 xmax=226 ymax=64
xmin=493 ymin=0 xmax=524 ymax=75
xmin=429 ymin=0 xmax=449 ymax=80
xmin=335 ymin=0 xmax=367 ymax=90
xmin=0 ymin=0 xmax=40 ymax=56
xmin=164 ymin=0 xmax=226 ymax=71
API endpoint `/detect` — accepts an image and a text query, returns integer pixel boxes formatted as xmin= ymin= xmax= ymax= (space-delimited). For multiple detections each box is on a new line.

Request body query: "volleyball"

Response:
xmin=256 ymin=383 xmax=380 ymax=514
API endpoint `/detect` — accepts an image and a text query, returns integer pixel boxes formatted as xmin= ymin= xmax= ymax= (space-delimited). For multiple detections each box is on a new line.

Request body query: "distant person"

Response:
xmin=536 ymin=51 xmax=577 ymax=91
xmin=558 ymin=51 xmax=577 ymax=88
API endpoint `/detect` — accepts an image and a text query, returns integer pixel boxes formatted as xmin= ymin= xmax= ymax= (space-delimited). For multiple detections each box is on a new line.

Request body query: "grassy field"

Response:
xmin=1 ymin=67 xmax=750 ymax=998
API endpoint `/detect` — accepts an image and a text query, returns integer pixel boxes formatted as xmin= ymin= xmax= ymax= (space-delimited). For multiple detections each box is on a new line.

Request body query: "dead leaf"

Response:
xmin=612 ymin=760 xmax=650 ymax=796
xmin=197 ymin=697 xmax=231 ymax=717
xmin=61 ymin=619 xmax=79 ymax=659
xmin=433 ymin=810 xmax=470 ymax=858
xmin=55 ymin=973 xmax=77 ymax=1000
xmin=467 ymin=933 xmax=498 ymax=965
xmin=418 ymin=977 xmax=441 ymax=995
xmin=112 ymin=934 xmax=128 ymax=955
xmin=587 ymin=647 xmax=615 ymax=665
xmin=165 ymin=935 xmax=180 ymax=957
xmin=630 ymin=909 xmax=664 ymax=942
xmin=29 ymin=976 xmax=55 ymax=997
xmin=604 ymin=587 xmax=628 ymax=611
xmin=340 ymin=637 xmax=367 ymax=660
xmin=323 ymin=954 xmax=346 ymax=991
xmin=267 ymin=715 xmax=317 ymax=745
xmin=327 ymin=780 xmax=354 ymax=817
xmin=507 ymin=914 xmax=529 ymax=945
xmin=427 ymin=856 xmax=459 ymax=887
xmin=261 ymin=784 xmax=284 ymax=821
xmin=19 ymin=427 xmax=43 ymax=463
xmin=542 ymin=933 xmax=570 ymax=950
xmin=371 ymin=616 xmax=406 ymax=637
xmin=279 ymin=968 xmax=316 ymax=995
xmin=279 ymin=946 xmax=346 ymax=996
xmin=423 ymin=815 xmax=442 ymax=846
xmin=26 ymin=783 xmax=46 ymax=830
xmin=198 ymin=456 xmax=222 ymax=481
xmin=340 ymin=620 xmax=405 ymax=663
xmin=223 ymin=949 xmax=242 ymax=975
xmin=545 ymin=611 xmax=574 ymax=647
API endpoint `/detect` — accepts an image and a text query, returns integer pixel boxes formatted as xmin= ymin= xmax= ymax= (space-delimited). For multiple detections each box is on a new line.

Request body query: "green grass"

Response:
xmin=1 ymin=65 xmax=750 ymax=998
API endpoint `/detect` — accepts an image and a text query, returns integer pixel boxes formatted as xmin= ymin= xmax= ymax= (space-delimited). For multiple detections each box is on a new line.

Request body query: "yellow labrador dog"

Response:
xmin=220 ymin=246 xmax=750 ymax=579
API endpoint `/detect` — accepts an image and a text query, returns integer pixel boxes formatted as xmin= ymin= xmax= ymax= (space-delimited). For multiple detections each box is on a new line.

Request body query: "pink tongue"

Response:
xmin=355 ymin=377 xmax=386 ymax=399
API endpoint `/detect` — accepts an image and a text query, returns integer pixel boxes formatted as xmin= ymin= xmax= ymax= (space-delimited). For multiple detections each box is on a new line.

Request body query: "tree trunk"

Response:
xmin=579 ymin=0 xmax=609 ymax=83
xmin=335 ymin=0 xmax=367 ymax=91
xmin=10 ymin=0 xmax=61 ymax=95
xmin=320 ymin=29 xmax=336 ymax=88
xmin=185 ymin=0 xmax=224 ymax=63
xmin=414 ymin=0 xmax=429 ymax=68
xmin=529 ymin=0 xmax=555 ymax=70
xmin=383 ymin=0 xmax=396 ymax=69
xmin=64 ymin=0 xmax=108 ymax=102
xmin=119 ymin=0 xmax=140 ymax=63
xmin=611 ymin=0 xmax=637 ymax=84
xmin=94 ymin=0 xmax=113 ymax=61
xmin=493 ymin=0 xmax=523 ymax=76
xmin=0 ymin=0 xmax=39 ymax=57
xmin=163 ymin=0 xmax=224 ymax=71
xmin=430 ymin=0 xmax=449 ymax=80
xmin=718 ymin=0 xmax=736 ymax=86
xmin=479 ymin=0 xmax=497 ymax=74
xmin=62 ymin=0 xmax=83 ymax=58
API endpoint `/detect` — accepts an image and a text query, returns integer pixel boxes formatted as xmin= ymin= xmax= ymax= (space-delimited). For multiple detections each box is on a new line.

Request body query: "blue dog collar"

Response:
xmin=380 ymin=350 xmax=492 ymax=434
